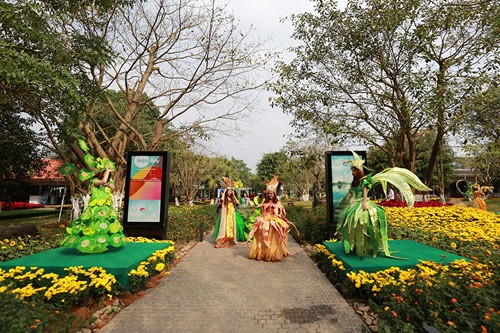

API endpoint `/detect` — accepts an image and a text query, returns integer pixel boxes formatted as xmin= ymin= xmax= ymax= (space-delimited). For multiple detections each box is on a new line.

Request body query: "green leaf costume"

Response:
xmin=62 ymin=177 xmax=126 ymax=253
xmin=336 ymin=167 xmax=430 ymax=258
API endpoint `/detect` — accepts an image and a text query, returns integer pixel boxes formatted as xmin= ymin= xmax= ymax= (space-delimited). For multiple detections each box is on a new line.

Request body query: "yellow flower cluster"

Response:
xmin=386 ymin=206 xmax=500 ymax=247
xmin=314 ymin=244 xmax=345 ymax=271
xmin=128 ymin=262 xmax=149 ymax=278
xmin=65 ymin=266 xmax=117 ymax=292
xmin=11 ymin=283 xmax=46 ymax=300
xmin=44 ymin=274 xmax=88 ymax=300
xmin=344 ymin=257 xmax=496 ymax=299
xmin=233 ymin=180 xmax=244 ymax=189
xmin=128 ymin=245 xmax=175 ymax=279
xmin=126 ymin=236 xmax=175 ymax=245
xmin=0 ymin=265 xmax=118 ymax=303
xmin=347 ymin=266 xmax=417 ymax=293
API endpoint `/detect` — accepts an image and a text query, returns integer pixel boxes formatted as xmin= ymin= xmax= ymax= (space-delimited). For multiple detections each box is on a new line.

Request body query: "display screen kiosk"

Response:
xmin=123 ymin=151 xmax=171 ymax=239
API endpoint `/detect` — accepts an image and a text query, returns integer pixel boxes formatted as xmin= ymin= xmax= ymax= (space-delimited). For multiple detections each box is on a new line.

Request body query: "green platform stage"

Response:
xmin=0 ymin=242 xmax=171 ymax=290
xmin=323 ymin=239 xmax=466 ymax=273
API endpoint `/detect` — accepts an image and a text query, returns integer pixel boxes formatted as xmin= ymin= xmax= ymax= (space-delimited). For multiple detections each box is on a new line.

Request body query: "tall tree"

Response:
xmin=0 ymin=111 xmax=47 ymax=183
xmin=74 ymin=0 xmax=268 ymax=193
xmin=0 ymin=0 xmax=135 ymax=196
xmin=281 ymin=138 xmax=331 ymax=200
xmin=460 ymin=82 xmax=500 ymax=185
xmin=271 ymin=0 xmax=498 ymax=184
xmin=1 ymin=0 xmax=269 ymax=196
xmin=256 ymin=151 xmax=288 ymax=188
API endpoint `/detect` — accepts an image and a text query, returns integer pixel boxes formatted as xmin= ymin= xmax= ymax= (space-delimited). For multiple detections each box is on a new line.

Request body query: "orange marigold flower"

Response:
xmin=484 ymin=314 xmax=491 ymax=320
xmin=447 ymin=321 xmax=455 ymax=327
xmin=391 ymin=311 xmax=398 ymax=317
xmin=451 ymin=298 xmax=458 ymax=304
xmin=480 ymin=325 xmax=487 ymax=333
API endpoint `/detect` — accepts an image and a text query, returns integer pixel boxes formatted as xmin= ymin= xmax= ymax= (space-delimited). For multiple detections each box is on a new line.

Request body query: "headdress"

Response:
xmin=222 ymin=177 xmax=233 ymax=189
xmin=348 ymin=150 xmax=365 ymax=171
xmin=266 ymin=175 xmax=280 ymax=193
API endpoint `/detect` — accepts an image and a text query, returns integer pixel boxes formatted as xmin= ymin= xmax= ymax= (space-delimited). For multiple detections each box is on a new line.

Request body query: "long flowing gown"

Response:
xmin=247 ymin=201 xmax=290 ymax=261
xmin=471 ymin=192 xmax=486 ymax=210
xmin=336 ymin=177 xmax=389 ymax=257
xmin=61 ymin=179 xmax=126 ymax=253
xmin=212 ymin=202 xmax=246 ymax=247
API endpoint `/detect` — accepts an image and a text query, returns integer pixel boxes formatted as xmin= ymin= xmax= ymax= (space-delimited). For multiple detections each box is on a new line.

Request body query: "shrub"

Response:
xmin=166 ymin=205 xmax=218 ymax=243
xmin=0 ymin=292 xmax=78 ymax=333
xmin=287 ymin=205 xmax=329 ymax=245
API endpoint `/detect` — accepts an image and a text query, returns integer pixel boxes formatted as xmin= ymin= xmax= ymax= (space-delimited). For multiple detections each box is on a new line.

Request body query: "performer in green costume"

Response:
xmin=60 ymin=140 xmax=126 ymax=254
xmin=336 ymin=151 xmax=430 ymax=258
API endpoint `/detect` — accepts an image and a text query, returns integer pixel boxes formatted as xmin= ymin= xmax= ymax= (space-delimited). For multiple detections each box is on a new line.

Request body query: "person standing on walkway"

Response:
xmin=212 ymin=177 xmax=246 ymax=248
xmin=246 ymin=176 xmax=295 ymax=261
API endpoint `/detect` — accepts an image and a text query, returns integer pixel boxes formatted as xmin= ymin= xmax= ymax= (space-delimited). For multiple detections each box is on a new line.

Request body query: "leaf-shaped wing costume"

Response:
xmin=336 ymin=167 xmax=429 ymax=259
xmin=371 ymin=167 xmax=430 ymax=208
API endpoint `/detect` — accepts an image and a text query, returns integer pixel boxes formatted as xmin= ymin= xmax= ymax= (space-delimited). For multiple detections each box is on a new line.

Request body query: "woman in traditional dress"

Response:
xmin=471 ymin=183 xmax=487 ymax=210
xmin=336 ymin=151 xmax=430 ymax=258
xmin=212 ymin=178 xmax=246 ymax=248
xmin=246 ymin=176 xmax=295 ymax=261
xmin=60 ymin=141 xmax=126 ymax=253
xmin=470 ymin=183 xmax=494 ymax=210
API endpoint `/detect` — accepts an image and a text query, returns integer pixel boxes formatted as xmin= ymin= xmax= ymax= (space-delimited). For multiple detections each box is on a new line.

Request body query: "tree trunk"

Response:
xmin=425 ymin=61 xmax=448 ymax=185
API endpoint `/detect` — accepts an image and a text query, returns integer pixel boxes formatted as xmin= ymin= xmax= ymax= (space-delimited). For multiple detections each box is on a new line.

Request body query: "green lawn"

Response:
xmin=486 ymin=198 xmax=500 ymax=213
xmin=0 ymin=209 xmax=69 ymax=226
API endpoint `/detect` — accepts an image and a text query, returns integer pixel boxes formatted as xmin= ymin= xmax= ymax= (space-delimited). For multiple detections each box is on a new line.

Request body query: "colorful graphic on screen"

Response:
xmin=127 ymin=155 xmax=163 ymax=222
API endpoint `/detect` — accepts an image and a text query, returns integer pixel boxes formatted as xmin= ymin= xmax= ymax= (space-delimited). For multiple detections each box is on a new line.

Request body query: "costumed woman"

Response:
xmin=336 ymin=151 xmax=430 ymax=258
xmin=60 ymin=140 xmax=126 ymax=254
xmin=212 ymin=177 xmax=246 ymax=248
xmin=246 ymin=176 xmax=296 ymax=261
xmin=471 ymin=183 xmax=487 ymax=210
xmin=471 ymin=182 xmax=494 ymax=211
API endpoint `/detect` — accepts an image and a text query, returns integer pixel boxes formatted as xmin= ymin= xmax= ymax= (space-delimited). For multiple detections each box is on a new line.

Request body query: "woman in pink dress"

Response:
xmin=246 ymin=176 xmax=294 ymax=261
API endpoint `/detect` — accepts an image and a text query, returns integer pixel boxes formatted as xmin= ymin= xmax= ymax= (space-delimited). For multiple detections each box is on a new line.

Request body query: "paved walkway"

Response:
xmin=96 ymin=234 xmax=364 ymax=333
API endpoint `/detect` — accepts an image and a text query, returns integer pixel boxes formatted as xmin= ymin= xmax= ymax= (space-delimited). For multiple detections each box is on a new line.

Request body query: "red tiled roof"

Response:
xmin=32 ymin=159 xmax=65 ymax=180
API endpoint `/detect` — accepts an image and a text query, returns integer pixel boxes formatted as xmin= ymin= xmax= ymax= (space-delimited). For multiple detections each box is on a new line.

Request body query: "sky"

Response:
xmin=207 ymin=0 xmax=347 ymax=172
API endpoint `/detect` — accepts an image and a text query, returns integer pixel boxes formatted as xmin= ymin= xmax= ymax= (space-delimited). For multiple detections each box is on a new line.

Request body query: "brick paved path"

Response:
xmin=96 ymin=234 xmax=364 ymax=333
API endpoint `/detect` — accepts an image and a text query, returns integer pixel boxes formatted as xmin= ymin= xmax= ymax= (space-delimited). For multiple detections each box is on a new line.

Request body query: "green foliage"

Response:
xmin=256 ymin=151 xmax=288 ymax=182
xmin=271 ymin=0 xmax=498 ymax=180
xmin=464 ymin=141 xmax=500 ymax=185
xmin=0 ymin=292 xmax=77 ymax=333
xmin=461 ymin=83 xmax=500 ymax=143
xmin=0 ymin=111 xmax=47 ymax=181
xmin=0 ymin=234 xmax=64 ymax=263
xmin=287 ymin=205 xmax=329 ymax=245
xmin=166 ymin=205 xmax=218 ymax=243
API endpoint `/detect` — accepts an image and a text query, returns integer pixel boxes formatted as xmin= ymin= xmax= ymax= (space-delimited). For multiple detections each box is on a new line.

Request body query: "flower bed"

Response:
xmin=0 ymin=237 xmax=175 ymax=332
xmin=378 ymin=199 xmax=452 ymax=208
xmin=1 ymin=202 xmax=45 ymax=211
xmin=0 ymin=204 xmax=216 ymax=332
xmin=312 ymin=206 xmax=500 ymax=332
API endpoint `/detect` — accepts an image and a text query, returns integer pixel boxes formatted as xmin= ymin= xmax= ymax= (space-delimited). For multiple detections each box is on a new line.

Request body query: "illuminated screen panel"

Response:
xmin=123 ymin=152 xmax=170 ymax=227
